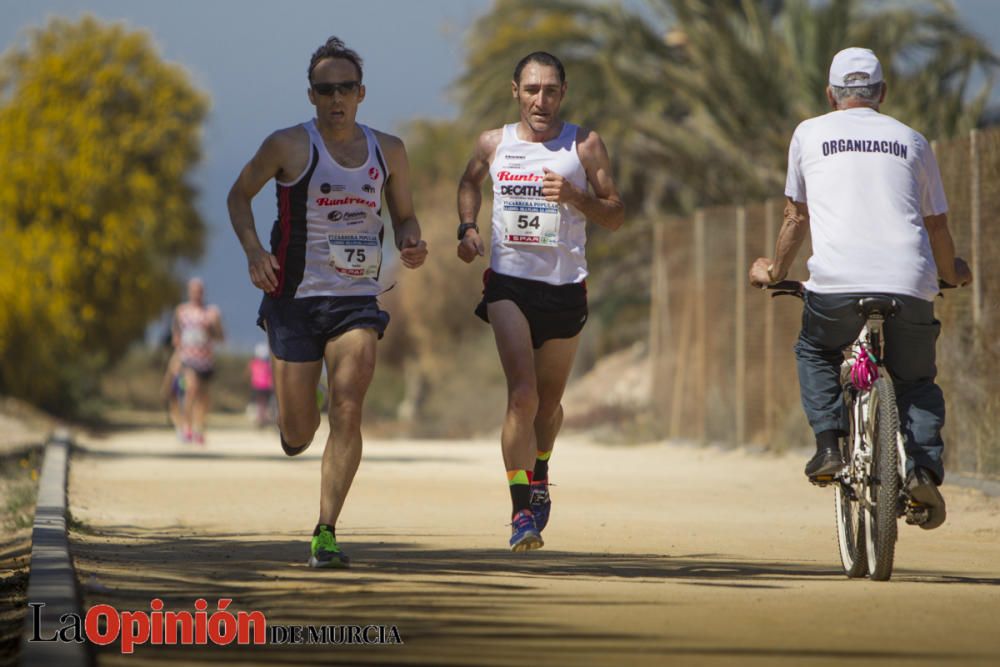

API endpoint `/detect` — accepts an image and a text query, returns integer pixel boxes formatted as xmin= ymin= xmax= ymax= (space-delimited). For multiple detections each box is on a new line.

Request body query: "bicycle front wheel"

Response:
xmin=864 ymin=376 xmax=900 ymax=581
xmin=835 ymin=425 xmax=867 ymax=578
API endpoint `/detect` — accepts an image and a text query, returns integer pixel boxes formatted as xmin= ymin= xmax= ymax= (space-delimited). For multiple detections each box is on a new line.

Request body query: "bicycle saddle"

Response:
xmin=856 ymin=296 xmax=900 ymax=319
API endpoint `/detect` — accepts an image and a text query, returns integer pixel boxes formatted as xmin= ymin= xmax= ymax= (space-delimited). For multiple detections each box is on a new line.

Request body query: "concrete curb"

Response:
xmin=19 ymin=428 xmax=89 ymax=667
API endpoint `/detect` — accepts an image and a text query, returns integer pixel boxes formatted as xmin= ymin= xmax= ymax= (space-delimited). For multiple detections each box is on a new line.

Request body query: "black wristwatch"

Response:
xmin=457 ymin=222 xmax=479 ymax=241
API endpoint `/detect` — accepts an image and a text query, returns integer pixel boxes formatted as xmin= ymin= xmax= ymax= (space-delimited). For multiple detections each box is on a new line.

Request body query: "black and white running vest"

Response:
xmin=269 ymin=120 xmax=388 ymax=298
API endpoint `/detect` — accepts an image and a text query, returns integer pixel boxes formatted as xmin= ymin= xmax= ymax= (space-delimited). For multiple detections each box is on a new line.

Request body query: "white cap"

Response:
xmin=254 ymin=342 xmax=269 ymax=359
xmin=829 ymin=47 xmax=883 ymax=87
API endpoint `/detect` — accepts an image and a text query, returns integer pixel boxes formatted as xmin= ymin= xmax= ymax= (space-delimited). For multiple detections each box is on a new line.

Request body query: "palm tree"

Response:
xmin=655 ymin=0 xmax=997 ymax=202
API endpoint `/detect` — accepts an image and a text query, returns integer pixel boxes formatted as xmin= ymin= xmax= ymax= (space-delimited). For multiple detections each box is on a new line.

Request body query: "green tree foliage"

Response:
xmin=0 ymin=16 xmax=208 ymax=412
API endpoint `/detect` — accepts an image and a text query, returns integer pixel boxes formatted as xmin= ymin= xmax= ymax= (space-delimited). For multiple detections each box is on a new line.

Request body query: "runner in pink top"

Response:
xmin=249 ymin=343 xmax=275 ymax=427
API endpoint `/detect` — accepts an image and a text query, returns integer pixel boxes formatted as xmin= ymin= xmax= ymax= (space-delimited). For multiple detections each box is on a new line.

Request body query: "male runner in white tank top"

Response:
xmin=456 ymin=52 xmax=625 ymax=551
xmin=227 ymin=37 xmax=428 ymax=568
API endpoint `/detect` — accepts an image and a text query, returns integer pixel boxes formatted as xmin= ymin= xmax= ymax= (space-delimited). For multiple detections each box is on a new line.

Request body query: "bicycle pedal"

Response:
xmin=809 ymin=475 xmax=834 ymax=487
xmin=905 ymin=502 xmax=931 ymax=526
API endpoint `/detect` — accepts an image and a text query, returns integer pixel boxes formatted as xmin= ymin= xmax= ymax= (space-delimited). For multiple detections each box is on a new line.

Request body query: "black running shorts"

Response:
xmin=257 ymin=295 xmax=389 ymax=362
xmin=475 ymin=269 xmax=588 ymax=349
xmin=181 ymin=364 xmax=215 ymax=381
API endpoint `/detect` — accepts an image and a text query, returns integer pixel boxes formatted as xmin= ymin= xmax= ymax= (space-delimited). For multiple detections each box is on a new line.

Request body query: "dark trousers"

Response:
xmin=793 ymin=291 xmax=945 ymax=483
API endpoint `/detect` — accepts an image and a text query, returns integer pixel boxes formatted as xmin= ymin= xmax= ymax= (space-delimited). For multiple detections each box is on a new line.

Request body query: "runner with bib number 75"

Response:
xmin=227 ymin=36 xmax=428 ymax=569
xmin=456 ymin=51 xmax=625 ymax=552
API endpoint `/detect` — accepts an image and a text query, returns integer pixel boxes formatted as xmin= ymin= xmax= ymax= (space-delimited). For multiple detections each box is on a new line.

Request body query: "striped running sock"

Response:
xmin=533 ymin=449 xmax=552 ymax=483
xmin=507 ymin=469 xmax=534 ymax=516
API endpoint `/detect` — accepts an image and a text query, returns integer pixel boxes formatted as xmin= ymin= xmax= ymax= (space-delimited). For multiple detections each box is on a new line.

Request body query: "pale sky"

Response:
xmin=2 ymin=0 xmax=998 ymax=347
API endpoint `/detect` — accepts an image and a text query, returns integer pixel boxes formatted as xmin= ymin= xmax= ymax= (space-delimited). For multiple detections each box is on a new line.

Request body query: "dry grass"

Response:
xmin=0 ymin=445 xmax=41 ymax=667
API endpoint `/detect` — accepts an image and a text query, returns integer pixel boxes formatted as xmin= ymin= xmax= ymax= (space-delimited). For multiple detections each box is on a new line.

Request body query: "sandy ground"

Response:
xmin=67 ymin=425 xmax=1000 ymax=666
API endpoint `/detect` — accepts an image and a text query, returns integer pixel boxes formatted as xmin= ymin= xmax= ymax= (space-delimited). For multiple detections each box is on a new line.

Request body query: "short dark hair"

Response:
xmin=513 ymin=51 xmax=565 ymax=85
xmin=308 ymin=36 xmax=363 ymax=83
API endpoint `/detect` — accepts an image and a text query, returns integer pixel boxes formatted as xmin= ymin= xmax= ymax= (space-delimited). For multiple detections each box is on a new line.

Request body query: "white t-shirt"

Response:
xmin=785 ymin=107 xmax=948 ymax=302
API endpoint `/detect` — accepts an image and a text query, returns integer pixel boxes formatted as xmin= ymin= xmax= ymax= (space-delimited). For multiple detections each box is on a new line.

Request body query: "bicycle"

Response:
xmin=766 ymin=280 xmax=949 ymax=581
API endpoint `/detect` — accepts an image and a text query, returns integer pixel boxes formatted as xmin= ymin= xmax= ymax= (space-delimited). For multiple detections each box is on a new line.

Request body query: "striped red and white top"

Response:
xmin=268 ymin=120 xmax=389 ymax=299
xmin=175 ymin=304 xmax=218 ymax=372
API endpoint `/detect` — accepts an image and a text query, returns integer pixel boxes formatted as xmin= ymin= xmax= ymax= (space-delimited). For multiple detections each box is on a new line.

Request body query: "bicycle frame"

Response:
xmin=767 ymin=281 xmax=907 ymax=579
xmin=841 ymin=314 xmax=908 ymax=495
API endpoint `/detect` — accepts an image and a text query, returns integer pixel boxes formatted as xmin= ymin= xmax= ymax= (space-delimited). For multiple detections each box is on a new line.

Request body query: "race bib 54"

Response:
xmin=501 ymin=200 xmax=560 ymax=246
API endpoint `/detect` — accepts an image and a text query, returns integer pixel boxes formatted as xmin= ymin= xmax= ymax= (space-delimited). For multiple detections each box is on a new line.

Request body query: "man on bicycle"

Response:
xmin=749 ymin=47 xmax=971 ymax=529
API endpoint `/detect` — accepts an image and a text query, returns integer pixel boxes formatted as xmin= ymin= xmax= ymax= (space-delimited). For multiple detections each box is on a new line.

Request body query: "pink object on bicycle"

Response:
xmin=850 ymin=346 xmax=879 ymax=390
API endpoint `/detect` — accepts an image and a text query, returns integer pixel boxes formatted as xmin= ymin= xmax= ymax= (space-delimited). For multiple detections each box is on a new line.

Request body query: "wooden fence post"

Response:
xmin=970 ymin=129 xmax=982 ymax=328
xmin=735 ymin=206 xmax=747 ymax=446
xmin=695 ymin=210 xmax=707 ymax=444
xmin=649 ymin=221 xmax=670 ymax=431
xmin=763 ymin=199 xmax=777 ymax=445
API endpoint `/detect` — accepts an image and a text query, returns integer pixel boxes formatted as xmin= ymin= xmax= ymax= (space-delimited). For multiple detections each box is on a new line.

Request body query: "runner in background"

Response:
xmin=159 ymin=346 xmax=185 ymax=438
xmin=248 ymin=342 xmax=275 ymax=427
xmin=172 ymin=277 xmax=225 ymax=444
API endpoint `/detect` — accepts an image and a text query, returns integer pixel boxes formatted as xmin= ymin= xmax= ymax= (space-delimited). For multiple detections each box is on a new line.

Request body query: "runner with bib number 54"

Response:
xmin=456 ymin=51 xmax=625 ymax=552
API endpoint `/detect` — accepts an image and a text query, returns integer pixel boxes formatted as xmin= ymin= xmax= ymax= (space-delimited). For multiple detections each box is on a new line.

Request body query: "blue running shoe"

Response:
xmin=509 ymin=510 xmax=543 ymax=552
xmin=529 ymin=482 xmax=551 ymax=532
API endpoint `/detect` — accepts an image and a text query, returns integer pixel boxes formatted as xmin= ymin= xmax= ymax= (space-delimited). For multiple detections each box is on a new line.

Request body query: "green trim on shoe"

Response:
xmin=309 ymin=526 xmax=350 ymax=569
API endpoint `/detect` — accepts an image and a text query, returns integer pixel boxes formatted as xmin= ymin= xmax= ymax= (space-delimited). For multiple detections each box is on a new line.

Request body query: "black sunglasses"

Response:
xmin=312 ymin=80 xmax=361 ymax=96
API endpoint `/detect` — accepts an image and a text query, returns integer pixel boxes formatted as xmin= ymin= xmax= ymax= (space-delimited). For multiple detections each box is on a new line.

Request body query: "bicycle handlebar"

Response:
xmin=762 ymin=279 xmax=956 ymax=299
xmin=764 ymin=281 xmax=804 ymax=299
xmin=765 ymin=280 xmax=804 ymax=292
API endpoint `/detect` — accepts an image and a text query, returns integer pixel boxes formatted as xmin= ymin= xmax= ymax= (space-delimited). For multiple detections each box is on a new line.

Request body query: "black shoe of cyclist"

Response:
xmin=906 ymin=467 xmax=946 ymax=530
xmin=805 ymin=447 xmax=845 ymax=481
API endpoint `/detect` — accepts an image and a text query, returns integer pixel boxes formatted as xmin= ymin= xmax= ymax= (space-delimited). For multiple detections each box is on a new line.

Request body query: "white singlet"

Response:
xmin=488 ymin=122 xmax=589 ymax=285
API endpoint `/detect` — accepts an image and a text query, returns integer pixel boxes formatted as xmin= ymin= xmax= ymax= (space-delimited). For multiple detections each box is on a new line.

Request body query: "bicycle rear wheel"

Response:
xmin=864 ymin=376 xmax=900 ymax=581
xmin=835 ymin=425 xmax=867 ymax=578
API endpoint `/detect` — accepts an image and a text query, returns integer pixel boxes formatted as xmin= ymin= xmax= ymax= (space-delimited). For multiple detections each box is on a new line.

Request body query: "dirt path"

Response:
xmin=67 ymin=426 xmax=1000 ymax=666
